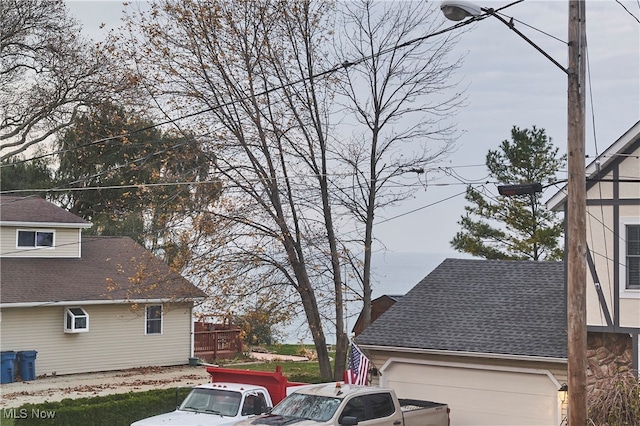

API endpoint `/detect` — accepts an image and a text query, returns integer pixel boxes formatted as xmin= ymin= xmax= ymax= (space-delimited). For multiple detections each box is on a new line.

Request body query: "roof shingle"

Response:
xmin=0 ymin=196 xmax=90 ymax=225
xmin=356 ymin=258 xmax=566 ymax=359
xmin=1 ymin=236 xmax=206 ymax=305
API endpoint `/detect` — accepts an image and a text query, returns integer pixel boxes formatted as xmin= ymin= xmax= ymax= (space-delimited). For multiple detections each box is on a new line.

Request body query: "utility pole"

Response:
xmin=566 ymin=0 xmax=587 ymax=424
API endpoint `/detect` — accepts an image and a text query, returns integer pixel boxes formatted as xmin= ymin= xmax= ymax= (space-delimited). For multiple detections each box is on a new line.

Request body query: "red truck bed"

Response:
xmin=206 ymin=365 xmax=308 ymax=405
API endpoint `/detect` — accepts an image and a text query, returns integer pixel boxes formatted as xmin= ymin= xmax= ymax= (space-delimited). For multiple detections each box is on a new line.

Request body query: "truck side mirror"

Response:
xmin=341 ymin=416 xmax=359 ymax=425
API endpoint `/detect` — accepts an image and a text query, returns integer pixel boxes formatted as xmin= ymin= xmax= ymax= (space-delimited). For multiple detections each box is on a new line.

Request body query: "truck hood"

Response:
xmin=131 ymin=410 xmax=240 ymax=426
xmin=238 ymin=414 xmax=323 ymax=426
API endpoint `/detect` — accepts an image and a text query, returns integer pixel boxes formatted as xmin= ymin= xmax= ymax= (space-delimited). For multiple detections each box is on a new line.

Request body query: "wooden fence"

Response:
xmin=194 ymin=322 xmax=243 ymax=360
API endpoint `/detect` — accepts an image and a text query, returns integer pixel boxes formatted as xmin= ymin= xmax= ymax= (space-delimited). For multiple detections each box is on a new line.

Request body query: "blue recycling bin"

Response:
xmin=1 ymin=351 xmax=16 ymax=384
xmin=17 ymin=350 xmax=37 ymax=381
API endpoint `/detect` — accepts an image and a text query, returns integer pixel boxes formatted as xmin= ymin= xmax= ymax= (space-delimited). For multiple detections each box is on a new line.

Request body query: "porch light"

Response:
xmin=559 ymin=383 xmax=568 ymax=403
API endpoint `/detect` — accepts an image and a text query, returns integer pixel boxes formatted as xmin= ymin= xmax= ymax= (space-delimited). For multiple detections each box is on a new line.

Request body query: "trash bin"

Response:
xmin=1 ymin=351 xmax=16 ymax=384
xmin=16 ymin=350 xmax=37 ymax=381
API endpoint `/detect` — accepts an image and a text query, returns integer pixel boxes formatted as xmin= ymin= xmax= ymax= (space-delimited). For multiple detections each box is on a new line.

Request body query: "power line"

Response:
xmin=3 ymin=16 xmax=481 ymax=169
xmin=494 ymin=11 xmax=568 ymax=45
xmin=615 ymin=0 xmax=640 ymax=23
xmin=375 ymin=190 xmax=468 ymax=225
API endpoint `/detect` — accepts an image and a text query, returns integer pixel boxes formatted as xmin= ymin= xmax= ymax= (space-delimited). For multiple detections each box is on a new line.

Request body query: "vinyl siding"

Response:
xmin=0 ymin=303 xmax=193 ymax=376
xmin=585 ymin=198 xmax=615 ymax=328
xmin=618 ymin=144 xmax=640 ymax=199
xmin=585 ymin=175 xmax=640 ymax=329
xmin=0 ymin=227 xmax=81 ymax=258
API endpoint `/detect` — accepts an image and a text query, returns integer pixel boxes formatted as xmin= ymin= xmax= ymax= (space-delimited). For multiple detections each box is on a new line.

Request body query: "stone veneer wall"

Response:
xmin=586 ymin=331 xmax=633 ymax=393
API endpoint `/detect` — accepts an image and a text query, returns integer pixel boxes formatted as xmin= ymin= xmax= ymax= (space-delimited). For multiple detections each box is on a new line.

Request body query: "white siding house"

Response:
xmin=0 ymin=196 xmax=206 ymax=376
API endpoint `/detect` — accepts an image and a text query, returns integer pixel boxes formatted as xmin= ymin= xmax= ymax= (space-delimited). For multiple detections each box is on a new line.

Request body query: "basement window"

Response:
xmin=64 ymin=307 xmax=89 ymax=333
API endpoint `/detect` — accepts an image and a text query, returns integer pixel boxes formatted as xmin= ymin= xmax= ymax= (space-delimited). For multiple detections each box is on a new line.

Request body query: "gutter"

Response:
xmin=0 ymin=221 xmax=93 ymax=229
xmin=0 ymin=297 xmax=207 ymax=308
xmin=358 ymin=343 xmax=568 ymax=364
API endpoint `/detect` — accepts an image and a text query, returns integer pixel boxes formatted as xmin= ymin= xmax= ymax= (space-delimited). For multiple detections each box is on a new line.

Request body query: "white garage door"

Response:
xmin=382 ymin=360 xmax=560 ymax=426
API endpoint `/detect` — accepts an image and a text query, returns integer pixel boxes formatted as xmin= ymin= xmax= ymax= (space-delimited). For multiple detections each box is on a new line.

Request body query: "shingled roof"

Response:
xmin=0 ymin=195 xmax=91 ymax=226
xmin=1 ymin=236 xmax=207 ymax=305
xmin=356 ymin=258 xmax=567 ymax=359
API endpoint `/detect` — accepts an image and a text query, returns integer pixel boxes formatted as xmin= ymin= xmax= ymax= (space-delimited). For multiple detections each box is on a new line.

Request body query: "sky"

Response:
xmin=66 ymin=0 xmax=640 ymax=289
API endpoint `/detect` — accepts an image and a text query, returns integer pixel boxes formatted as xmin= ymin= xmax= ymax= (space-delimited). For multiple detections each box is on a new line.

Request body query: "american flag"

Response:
xmin=346 ymin=342 xmax=370 ymax=385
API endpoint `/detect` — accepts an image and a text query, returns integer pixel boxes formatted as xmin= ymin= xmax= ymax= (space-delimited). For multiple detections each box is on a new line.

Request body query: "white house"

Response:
xmin=0 ymin=195 xmax=207 ymax=376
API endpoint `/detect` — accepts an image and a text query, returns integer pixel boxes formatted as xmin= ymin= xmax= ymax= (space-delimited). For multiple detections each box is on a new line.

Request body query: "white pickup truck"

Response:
xmin=131 ymin=366 xmax=308 ymax=426
xmin=131 ymin=382 xmax=274 ymax=426
xmin=234 ymin=382 xmax=450 ymax=426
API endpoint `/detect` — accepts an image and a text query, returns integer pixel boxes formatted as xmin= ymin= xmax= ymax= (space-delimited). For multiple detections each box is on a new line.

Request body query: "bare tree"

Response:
xmin=333 ymin=0 xmax=464 ymax=330
xmin=113 ymin=0 xmax=465 ymax=380
xmin=0 ymin=0 xmax=127 ymax=160
xmin=116 ymin=0 xmax=342 ymax=379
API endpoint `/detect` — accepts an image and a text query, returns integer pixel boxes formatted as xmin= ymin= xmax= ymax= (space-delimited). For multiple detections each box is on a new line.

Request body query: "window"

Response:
xmin=271 ymin=393 xmax=341 ymax=422
xmin=241 ymin=393 xmax=268 ymax=416
xmin=340 ymin=393 xmax=395 ymax=423
xmin=146 ymin=305 xmax=162 ymax=334
xmin=340 ymin=397 xmax=367 ymax=423
xmin=367 ymin=393 xmax=395 ymax=418
xmin=64 ymin=307 xmax=89 ymax=333
xmin=627 ymin=224 xmax=640 ymax=290
xmin=17 ymin=230 xmax=54 ymax=248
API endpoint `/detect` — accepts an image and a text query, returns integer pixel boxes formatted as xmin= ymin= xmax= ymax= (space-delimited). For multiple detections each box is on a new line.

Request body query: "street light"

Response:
xmin=440 ymin=0 xmax=482 ymax=21
xmin=441 ymin=2 xmax=587 ymax=425
xmin=497 ymin=183 xmax=543 ymax=197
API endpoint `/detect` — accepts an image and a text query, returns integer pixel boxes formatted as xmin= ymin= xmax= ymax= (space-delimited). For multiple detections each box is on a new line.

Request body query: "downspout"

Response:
xmin=633 ymin=333 xmax=639 ymax=378
xmin=190 ymin=306 xmax=195 ymax=358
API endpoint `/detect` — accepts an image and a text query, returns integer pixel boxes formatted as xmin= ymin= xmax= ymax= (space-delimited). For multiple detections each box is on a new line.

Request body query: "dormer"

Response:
xmin=0 ymin=196 xmax=92 ymax=258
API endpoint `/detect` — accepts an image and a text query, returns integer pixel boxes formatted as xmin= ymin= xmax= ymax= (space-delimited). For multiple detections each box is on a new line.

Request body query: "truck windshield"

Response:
xmin=271 ymin=393 xmax=341 ymax=422
xmin=179 ymin=388 xmax=241 ymax=416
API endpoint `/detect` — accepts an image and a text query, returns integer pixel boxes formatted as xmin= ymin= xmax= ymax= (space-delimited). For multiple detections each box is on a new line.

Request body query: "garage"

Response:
xmin=380 ymin=358 xmax=562 ymax=426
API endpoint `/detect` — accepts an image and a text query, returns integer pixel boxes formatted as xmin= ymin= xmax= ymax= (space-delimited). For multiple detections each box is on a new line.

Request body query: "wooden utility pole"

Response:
xmin=566 ymin=0 xmax=587 ymax=424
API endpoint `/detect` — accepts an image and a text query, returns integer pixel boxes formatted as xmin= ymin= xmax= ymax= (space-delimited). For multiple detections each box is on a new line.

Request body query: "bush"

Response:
xmin=588 ymin=371 xmax=640 ymax=426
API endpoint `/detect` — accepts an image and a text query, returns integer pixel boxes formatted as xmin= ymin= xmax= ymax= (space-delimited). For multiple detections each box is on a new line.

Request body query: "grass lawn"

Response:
xmin=216 ymin=343 xmax=335 ymax=384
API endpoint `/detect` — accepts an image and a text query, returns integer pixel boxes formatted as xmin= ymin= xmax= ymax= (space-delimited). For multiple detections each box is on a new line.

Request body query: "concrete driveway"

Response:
xmin=0 ymin=352 xmax=309 ymax=409
xmin=0 ymin=364 xmax=211 ymax=409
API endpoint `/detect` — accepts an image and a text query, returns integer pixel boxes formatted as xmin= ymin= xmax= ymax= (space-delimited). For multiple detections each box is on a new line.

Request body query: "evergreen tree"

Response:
xmin=0 ymin=156 xmax=53 ymax=196
xmin=451 ymin=126 xmax=565 ymax=261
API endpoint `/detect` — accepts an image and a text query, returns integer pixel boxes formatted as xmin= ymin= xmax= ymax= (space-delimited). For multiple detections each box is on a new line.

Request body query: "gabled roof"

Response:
xmin=1 ymin=236 xmax=207 ymax=306
xmin=352 ymin=294 xmax=404 ymax=335
xmin=0 ymin=195 xmax=91 ymax=227
xmin=355 ymin=258 xmax=566 ymax=359
xmin=385 ymin=295 xmax=404 ymax=302
xmin=547 ymin=120 xmax=640 ymax=211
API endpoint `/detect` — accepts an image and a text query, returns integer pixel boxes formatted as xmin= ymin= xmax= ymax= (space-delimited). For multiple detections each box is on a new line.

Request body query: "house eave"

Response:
xmin=358 ymin=343 xmax=568 ymax=364
xmin=0 ymin=297 xmax=206 ymax=308
xmin=0 ymin=220 xmax=93 ymax=229
xmin=547 ymin=120 xmax=640 ymax=211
